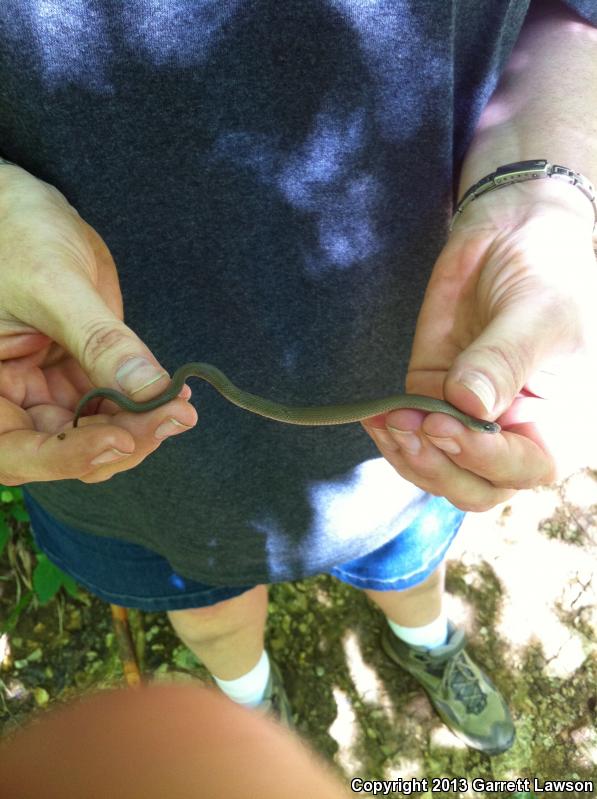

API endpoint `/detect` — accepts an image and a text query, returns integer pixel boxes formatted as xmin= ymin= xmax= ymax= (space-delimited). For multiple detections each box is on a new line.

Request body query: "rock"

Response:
xmin=65 ymin=609 xmax=82 ymax=631
xmin=27 ymin=648 xmax=42 ymax=663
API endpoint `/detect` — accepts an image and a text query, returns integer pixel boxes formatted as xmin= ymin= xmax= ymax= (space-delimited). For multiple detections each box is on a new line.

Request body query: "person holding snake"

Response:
xmin=0 ymin=0 xmax=596 ymax=757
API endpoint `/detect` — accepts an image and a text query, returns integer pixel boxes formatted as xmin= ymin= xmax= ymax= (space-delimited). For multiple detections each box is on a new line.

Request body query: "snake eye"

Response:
xmin=483 ymin=421 xmax=499 ymax=433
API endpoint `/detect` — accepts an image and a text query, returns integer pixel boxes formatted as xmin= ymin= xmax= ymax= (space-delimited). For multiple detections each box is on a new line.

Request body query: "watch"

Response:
xmin=450 ymin=159 xmax=597 ymax=232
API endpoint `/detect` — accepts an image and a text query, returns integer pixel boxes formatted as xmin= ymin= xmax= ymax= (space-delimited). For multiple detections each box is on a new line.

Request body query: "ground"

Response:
xmin=1 ymin=469 xmax=596 ymax=798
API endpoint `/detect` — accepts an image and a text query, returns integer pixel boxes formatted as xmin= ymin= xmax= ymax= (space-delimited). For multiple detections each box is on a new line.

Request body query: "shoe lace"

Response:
xmin=443 ymin=651 xmax=487 ymax=715
xmin=417 ymin=634 xmax=488 ymax=715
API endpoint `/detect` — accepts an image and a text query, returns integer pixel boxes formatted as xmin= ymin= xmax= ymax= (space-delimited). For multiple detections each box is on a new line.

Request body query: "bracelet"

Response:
xmin=450 ymin=159 xmax=597 ymax=232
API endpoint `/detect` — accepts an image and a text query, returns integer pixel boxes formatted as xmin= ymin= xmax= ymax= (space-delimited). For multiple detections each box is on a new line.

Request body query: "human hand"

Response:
xmin=0 ymin=165 xmax=197 ymax=485
xmin=363 ymin=181 xmax=597 ymax=510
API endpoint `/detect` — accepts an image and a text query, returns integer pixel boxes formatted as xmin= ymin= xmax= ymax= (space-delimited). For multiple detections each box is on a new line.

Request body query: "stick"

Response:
xmin=110 ymin=604 xmax=142 ymax=687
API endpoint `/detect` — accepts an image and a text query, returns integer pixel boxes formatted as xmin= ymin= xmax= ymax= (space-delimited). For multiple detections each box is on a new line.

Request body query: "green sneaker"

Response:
xmin=381 ymin=622 xmax=515 ymax=755
xmin=257 ymin=658 xmax=295 ymax=729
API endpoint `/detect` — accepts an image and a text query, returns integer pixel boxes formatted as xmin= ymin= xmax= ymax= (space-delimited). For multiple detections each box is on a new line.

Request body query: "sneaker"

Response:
xmin=257 ymin=658 xmax=295 ymax=729
xmin=381 ymin=622 xmax=515 ymax=755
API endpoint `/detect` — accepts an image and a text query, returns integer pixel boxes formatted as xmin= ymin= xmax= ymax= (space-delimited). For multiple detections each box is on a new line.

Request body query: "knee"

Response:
xmin=167 ymin=586 xmax=267 ymax=645
xmin=168 ymin=601 xmax=239 ymax=645
xmin=407 ymin=563 xmax=444 ymax=596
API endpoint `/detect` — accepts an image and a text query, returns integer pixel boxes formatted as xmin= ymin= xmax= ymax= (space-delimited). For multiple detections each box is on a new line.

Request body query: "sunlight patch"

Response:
xmin=328 ymin=686 xmax=358 ymax=755
xmin=0 ymin=633 xmax=10 ymax=667
xmin=305 ymin=457 xmax=421 ymax=547
xmin=429 ymin=724 xmax=467 ymax=751
xmin=23 ymin=0 xmax=113 ymax=92
xmin=122 ymin=0 xmax=242 ymax=67
xmin=211 ymin=105 xmax=385 ymax=275
xmin=343 ymin=631 xmax=393 ymax=717
xmin=328 ymin=0 xmax=450 ymax=140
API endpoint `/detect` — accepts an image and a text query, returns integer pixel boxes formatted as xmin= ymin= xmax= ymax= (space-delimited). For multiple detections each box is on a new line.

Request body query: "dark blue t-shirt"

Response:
xmin=1 ymin=1 xmax=595 ymax=585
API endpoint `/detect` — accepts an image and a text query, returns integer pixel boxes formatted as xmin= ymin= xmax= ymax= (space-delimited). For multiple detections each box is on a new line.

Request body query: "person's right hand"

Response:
xmin=0 ymin=164 xmax=198 ymax=486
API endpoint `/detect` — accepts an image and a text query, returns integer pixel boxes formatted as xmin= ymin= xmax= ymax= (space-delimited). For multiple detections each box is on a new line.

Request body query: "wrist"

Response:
xmin=452 ymin=177 xmax=596 ymax=238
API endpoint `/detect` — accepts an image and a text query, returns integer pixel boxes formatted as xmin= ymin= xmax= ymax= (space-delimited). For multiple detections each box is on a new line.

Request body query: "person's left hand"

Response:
xmin=362 ymin=183 xmax=597 ymax=511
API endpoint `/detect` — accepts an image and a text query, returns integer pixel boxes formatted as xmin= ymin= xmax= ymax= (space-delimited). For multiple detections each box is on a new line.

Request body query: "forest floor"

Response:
xmin=1 ymin=469 xmax=596 ymax=798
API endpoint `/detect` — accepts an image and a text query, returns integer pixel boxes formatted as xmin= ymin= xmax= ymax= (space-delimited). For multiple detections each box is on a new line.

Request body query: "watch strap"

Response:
xmin=450 ymin=159 xmax=597 ymax=232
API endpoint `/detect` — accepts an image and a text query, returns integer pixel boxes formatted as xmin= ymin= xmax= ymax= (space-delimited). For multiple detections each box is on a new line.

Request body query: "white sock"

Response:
xmin=388 ymin=609 xmax=449 ymax=650
xmin=213 ymin=650 xmax=271 ymax=707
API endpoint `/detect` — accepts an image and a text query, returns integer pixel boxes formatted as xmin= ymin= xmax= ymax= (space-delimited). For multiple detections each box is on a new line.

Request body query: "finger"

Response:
xmin=417 ymin=414 xmax=555 ymax=489
xmin=363 ymin=419 xmax=517 ymax=511
xmin=0 ymin=424 xmax=136 ymax=485
xmin=443 ymin=301 xmax=578 ymax=422
xmin=75 ymin=396 xmax=198 ymax=441
xmin=73 ymin=397 xmax=198 ymax=483
xmin=0 ymin=331 xmax=52 ymax=359
xmin=0 ymin=394 xmax=135 ymax=484
xmin=78 ymin=382 xmax=193 ymax=423
xmin=27 ymin=403 xmax=75 ymax=433
xmin=20 ymin=265 xmax=172 ymax=405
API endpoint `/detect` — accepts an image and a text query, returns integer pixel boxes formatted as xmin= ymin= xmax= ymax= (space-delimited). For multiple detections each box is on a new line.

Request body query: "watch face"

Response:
xmin=495 ymin=159 xmax=547 ymax=176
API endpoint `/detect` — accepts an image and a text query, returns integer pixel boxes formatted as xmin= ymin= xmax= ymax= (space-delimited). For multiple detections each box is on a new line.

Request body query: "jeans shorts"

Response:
xmin=23 ymin=490 xmax=465 ymax=612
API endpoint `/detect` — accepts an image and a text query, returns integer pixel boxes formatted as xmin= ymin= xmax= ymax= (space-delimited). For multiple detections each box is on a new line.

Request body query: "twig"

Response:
xmin=110 ymin=605 xmax=142 ymax=687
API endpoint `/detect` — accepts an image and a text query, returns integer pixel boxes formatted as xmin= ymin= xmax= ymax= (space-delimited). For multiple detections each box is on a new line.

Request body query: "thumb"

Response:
xmin=444 ymin=304 xmax=573 ymax=420
xmin=32 ymin=268 xmax=168 ymax=397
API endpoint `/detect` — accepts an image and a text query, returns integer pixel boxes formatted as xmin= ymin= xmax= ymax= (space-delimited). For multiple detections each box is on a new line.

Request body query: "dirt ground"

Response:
xmin=1 ymin=468 xmax=596 ymax=798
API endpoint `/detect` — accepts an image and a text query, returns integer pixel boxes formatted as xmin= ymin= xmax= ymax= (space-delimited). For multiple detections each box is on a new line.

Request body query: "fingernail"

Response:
xmin=154 ymin=417 xmax=190 ymax=440
xmin=90 ymin=448 xmax=131 ymax=465
xmin=459 ymin=371 xmax=496 ymax=414
xmin=386 ymin=426 xmax=421 ymax=454
xmin=426 ymin=435 xmax=461 ymax=455
xmin=116 ymin=357 xmax=167 ymax=396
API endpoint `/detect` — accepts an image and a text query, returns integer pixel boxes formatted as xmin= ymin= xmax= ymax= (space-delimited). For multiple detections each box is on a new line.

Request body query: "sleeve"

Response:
xmin=562 ymin=1 xmax=597 ymax=25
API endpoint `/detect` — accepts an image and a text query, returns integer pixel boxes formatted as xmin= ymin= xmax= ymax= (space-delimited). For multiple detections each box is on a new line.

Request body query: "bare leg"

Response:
xmin=167 ymin=584 xmax=268 ymax=680
xmin=363 ymin=563 xmax=445 ymax=626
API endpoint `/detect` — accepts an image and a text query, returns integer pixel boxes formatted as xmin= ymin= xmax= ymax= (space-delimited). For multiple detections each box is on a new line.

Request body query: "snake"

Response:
xmin=72 ymin=361 xmax=500 ymax=433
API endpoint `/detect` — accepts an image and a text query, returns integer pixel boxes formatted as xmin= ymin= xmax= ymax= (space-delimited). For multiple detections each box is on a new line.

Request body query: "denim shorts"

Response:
xmin=23 ymin=490 xmax=465 ymax=611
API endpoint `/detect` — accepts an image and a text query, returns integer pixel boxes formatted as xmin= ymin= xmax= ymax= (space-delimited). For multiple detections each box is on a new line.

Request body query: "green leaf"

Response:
xmin=62 ymin=573 xmax=81 ymax=599
xmin=33 ymin=555 xmax=65 ymax=605
xmin=29 ymin=535 xmax=43 ymax=554
xmin=1 ymin=489 xmax=13 ymax=503
xmin=10 ymin=506 xmax=29 ymax=522
xmin=173 ymin=646 xmax=200 ymax=671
